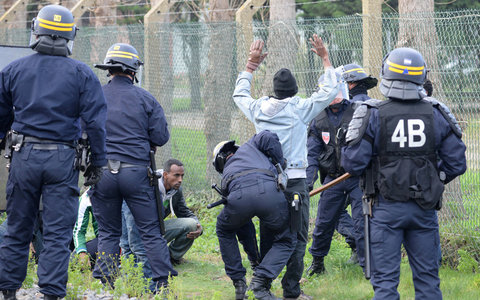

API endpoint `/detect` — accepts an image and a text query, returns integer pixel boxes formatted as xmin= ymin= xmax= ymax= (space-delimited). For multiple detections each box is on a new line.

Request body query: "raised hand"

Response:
xmin=246 ymin=40 xmax=268 ymax=73
xmin=309 ymin=34 xmax=332 ymax=68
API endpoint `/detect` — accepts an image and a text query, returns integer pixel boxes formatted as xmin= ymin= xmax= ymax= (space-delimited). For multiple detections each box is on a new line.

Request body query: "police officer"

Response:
xmin=342 ymin=48 xmax=467 ymax=299
xmin=342 ymin=63 xmax=378 ymax=103
xmin=91 ymin=43 xmax=176 ymax=291
xmin=214 ymin=130 xmax=295 ymax=300
xmin=233 ymin=35 xmax=339 ymax=300
xmin=305 ymin=75 xmax=366 ymax=275
xmin=307 ymin=65 xmax=378 ymax=273
xmin=0 ymin=5 xmax=107 ymax=300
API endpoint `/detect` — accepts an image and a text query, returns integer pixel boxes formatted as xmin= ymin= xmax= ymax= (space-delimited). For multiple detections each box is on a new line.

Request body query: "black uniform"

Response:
xmin=90 ymin=75 xmax=176 ymax=288
xmin=216 ymin=131 xmax=295 ymax=283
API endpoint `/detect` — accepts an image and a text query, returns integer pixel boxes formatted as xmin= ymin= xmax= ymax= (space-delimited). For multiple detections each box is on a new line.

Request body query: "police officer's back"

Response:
xmin=90 ymin=43 xmax=176 ymax=291
xmin=0 ymin=5 xmax=107 ymax=300
xmin=214 ymin=130 xmax=295 ymax=300
xmin=342 ymin=48 xmax=467 ymax=299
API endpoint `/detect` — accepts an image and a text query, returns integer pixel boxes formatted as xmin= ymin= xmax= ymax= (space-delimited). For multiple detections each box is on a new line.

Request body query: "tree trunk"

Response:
xmin=146 ymin=0 xmax=174 ymax=164
xmin=203 ymin=0 xmax=237 ymax=184
xmin=397 ymin=0 xmax=442 ymax=99
xmin=90 ymin=0 xmax=117 ymax=66
xmin=397 ymin=0 xmax=466 ymax=219
xmin=183 ymin=33 xmax=203 ymax=110
xmin=261 ymin=0 xmax=299 ymax=95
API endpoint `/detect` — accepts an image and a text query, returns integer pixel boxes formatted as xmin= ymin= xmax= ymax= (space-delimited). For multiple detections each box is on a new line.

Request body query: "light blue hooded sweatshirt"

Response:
xmin=233 ymin=67 xmax=340 ymax=179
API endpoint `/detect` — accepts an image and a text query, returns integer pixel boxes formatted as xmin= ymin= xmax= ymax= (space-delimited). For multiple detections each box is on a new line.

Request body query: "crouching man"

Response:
xmin=213 ymin=130 xmax=295 ymax=300
xmin=120 ymin=159 xmax=202 ymax=290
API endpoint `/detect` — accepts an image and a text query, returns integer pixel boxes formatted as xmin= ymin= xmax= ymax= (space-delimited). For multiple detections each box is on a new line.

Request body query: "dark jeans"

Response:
xmin=370 ymin=199 xmax=441 ymax=300
xmin=0 ymin=144 xmax=79 ymax=298
xmin=217 ymin=178 xmax=295 ymax=281
xmin=261 ymin=178 xmax=309 ymax=299
xmin=309 ymin=176 xmax=365 ymax=268
xmin=91 ymin=167 xmax=177 ymax=288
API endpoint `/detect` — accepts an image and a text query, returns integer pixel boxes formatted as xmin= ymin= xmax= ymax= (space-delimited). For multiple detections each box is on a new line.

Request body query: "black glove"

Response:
xmin=84 ymin=164 xmax=103 ymax=186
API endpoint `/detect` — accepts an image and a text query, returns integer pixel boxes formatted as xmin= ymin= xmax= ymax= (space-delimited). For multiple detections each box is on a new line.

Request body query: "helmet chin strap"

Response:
xmin=30 ymin=35 xmax=70 ymax=56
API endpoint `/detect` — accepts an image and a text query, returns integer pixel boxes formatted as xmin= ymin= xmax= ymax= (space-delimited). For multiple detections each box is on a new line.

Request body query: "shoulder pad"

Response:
xmin=345 ymin=101 xmax=375 ymax=145
xmin=424 ymin=97 xmax=462 ymax=138
xmin=364 ymin=98 xmax=383 ymax=108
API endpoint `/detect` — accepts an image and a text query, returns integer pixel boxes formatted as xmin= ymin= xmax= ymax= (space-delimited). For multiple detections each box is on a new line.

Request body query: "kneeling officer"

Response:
xmin=214 ymin=130 xmax=295 ymax=300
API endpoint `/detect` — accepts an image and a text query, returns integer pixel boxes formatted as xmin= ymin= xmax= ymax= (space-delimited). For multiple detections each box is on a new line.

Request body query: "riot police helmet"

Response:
xmin=379 ymin=48 xmax=427 ymax=100
xmin=342 ymin=63 xmax=378 ymax=90
xmin=29 ymin=5 xmax=78 ymax=56
xmin=212 ymin=140 xmax=239 ymax=174
xmin=94 ymin=43 xmax=144 ymax=74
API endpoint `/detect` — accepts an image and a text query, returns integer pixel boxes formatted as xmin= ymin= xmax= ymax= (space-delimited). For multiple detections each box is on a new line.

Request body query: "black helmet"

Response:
xmin=94 ymin=43 xmax=143 ymax=73
xmin=379 ymin=48 xmax=427 ymax=100
xmin=31 ymin=5 xmax=77 ymax=41
xmin=212 ymin=140 xmax=239 ymax=174
xmin=342 ymin=63 xmax=378 ymax=90
xmin=29 ymin=5 xmax=78 ymax=56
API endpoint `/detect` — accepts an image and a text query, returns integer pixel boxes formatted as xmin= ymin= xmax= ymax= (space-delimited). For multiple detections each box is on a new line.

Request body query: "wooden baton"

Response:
xmin=309 ymin=172 xmax=351 ymax=197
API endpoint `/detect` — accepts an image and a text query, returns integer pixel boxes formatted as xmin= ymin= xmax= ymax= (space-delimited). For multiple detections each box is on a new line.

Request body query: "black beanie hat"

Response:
xmin=273 ymin=68 xmax=298 ymax=99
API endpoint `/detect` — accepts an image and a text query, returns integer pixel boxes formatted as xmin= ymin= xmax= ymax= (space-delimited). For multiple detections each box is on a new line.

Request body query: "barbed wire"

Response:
xmin=2 ymin=0 xmax=342 ymax=25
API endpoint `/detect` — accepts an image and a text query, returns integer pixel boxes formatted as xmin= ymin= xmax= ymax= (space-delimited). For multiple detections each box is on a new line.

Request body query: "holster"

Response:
xmin=74 ymin=132 xmax=90 ymax=171
xmin=275 ymin=163 xmax=288 ymax=191
xmin=4 ymin=131 xmax=24 ymax=171
xmin=107 ymin=159 xmax=121 ymax=174
xmin=288 ymin=192 xmax=301 ymax=232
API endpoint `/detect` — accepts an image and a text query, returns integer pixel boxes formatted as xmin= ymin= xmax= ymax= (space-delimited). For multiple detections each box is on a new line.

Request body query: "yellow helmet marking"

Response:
xmin=39 ymin=23 xmax=73 ymax=32
xmin=386 ymin=59 xmax=424 ymax=71
xmin=38 ymin=17 xmax=74 ymax=27
xmin=53 ymin=15 xmax=62 ymax=22
xmin=388 ymin=67 xmax=423 ymax=75
xmin=107 ymin=50 xmax=139 ymax=59
xmin=107 ymin=54 xmax=136 ymax=59
xmin=344 ymin=68 xmax=366 ymax=74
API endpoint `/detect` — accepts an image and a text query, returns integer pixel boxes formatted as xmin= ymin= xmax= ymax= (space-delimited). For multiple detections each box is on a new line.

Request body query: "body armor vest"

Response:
xmin=312 ymin=105 xmax=355 ymax=180
xmin=376 ymin=99 xmax=443 ymax=209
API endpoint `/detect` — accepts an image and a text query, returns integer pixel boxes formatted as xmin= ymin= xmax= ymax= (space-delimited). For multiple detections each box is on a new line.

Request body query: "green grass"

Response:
xmin=1 ymin=198 xmax=479 ymax=299
xmin=56 ymin=210 xmax=480 ymax=299
xmin=172 ymin=97 xmax=193 ymax=112
xmin=170 ymin=127 xmax=208 ymax=191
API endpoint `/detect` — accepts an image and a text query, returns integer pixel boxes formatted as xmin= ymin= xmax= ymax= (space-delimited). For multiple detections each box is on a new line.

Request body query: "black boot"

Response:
xmin=232 ymin=278 xmax=247 ymax=300
xmin=2 ymin=290 xmax=16 ymax=300
xmin=248 ymin=275 xmax=280 ymax=300
xmin=306 ymin=256 xmax=325 ymax=276
xmin=43 ymin=294 xmax=59 ymax=300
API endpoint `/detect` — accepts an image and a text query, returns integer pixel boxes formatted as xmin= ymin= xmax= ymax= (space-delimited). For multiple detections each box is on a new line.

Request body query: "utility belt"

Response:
xmin=4 ymin=131 xmax=75 ymax=170
xmin=221 ymin=168 xmax=277 ymax=194
xmin=104 ymin=159 xmax=147 ymax=174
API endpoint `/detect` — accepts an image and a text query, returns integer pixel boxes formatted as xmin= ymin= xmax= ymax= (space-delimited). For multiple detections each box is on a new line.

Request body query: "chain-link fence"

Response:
xmin=1 ymin=9 xmax=479 ymax=266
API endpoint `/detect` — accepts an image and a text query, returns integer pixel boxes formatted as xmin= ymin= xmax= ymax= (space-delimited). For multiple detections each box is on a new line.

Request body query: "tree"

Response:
xmin=261 ymin=0 xmax=298 ymax=95
xmin=203 ymin=0 xmax=242 ymax=182
xmin=177 ymin=1 xmax=204 ymax=110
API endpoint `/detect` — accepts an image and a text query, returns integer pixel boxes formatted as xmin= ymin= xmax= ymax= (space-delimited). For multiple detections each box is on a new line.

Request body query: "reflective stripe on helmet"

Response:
xmin=107 ymin=50 xmax=140 ymax=59
xmin=344 ymin=67 xmax=366 ymax=74
xmin=386 ymin=59 xmax=425 ymax=76
xmin=38 ymin=23 xmax=73 ymax=32
xmin=37 ymin=17 xmax=74 ymax=27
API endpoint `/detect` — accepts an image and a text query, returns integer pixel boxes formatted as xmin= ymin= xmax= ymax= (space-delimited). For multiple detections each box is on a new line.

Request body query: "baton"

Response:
xmin=309 ymin=172 xmax=351 ymax=197
xmin=149 ymin=150 xmax=166 ymax=235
